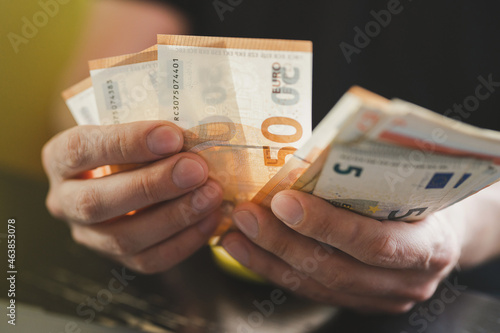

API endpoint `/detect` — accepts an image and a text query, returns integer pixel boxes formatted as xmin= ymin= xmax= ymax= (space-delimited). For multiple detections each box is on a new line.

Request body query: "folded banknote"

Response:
xmin=62 ymin=35 xmax=500 ymax=235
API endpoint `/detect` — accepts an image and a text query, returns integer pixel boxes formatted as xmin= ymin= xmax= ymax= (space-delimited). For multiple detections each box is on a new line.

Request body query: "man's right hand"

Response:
xmin=42 ymin=121 xmax=223 ymax=274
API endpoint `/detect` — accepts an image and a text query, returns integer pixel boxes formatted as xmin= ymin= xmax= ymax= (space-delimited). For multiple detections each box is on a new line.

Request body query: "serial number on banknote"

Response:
xmin=172 ymin=59 xmax=181 ymax=122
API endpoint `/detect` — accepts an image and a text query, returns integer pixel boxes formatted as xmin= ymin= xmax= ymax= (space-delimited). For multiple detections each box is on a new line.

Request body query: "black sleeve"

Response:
xmin=141 ymin=0 xmax=211 ymax=33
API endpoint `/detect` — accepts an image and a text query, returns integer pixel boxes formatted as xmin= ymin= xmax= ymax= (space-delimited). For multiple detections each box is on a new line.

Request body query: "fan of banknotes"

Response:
xmin=63 ymin=34 xmax=500 ymax=247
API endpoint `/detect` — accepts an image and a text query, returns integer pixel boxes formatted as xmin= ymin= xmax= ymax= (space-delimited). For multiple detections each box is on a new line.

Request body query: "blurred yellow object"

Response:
xmin=210 ymin=245 xmax=266 ymax=283
xmin=0 ymin=0 xmax=90 ymax=178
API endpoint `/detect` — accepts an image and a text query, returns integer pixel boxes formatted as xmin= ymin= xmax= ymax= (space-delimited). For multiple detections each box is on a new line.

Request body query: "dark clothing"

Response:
xmin=153 ymin=0 xmax=500 ymax=131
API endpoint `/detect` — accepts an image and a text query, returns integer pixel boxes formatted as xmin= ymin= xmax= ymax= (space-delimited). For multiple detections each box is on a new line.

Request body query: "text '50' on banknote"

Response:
xmin=157 ymin=35 xmax=313 ymax=204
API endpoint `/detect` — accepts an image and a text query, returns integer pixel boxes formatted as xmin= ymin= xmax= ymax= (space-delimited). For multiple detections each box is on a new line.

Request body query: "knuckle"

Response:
xmin=422 ymin=219 xmax=461 ymax=272
xmin=134 ymin=170 xmax=164 ymax=204
xmin=270 ymin=240 xmax=295 ymax=261
xmin=386 ymin=302 xmax=416 ymax=314
xmin=106 ymin=233 xmax=134 ymax=256
xmin=74 ymin=186 xmax=102 ymax=223
xmin=161 ymin=203 xmax=192 ymax=231
xmin=319 ymin=219 xmax=340 ymax=244
xmin=63 ymin=129 xmax=88 ymax=170
xmin=366 ymin=233 xmax=399 ymax=266
xmin=108 ymin=129 xmax=130 ymax=161
xmin=428 ymin=253 xmax=453 ymax=272
xmin=427 ymin=245 xmax=458 ymax=272
xmin=70 ymin=227 xmax=89 ymax=248
xmin=324 ymin=269 xmax=353 ymax=291
xmin=407 ymin=283 xmax=438 ymax=302
xmin=344 ymin=222 xmax=362 ymax=245
xmin=128 ymin=255 xmax=161 ymax=275
xmin=45 ymin=191 xmax=64 ymax=219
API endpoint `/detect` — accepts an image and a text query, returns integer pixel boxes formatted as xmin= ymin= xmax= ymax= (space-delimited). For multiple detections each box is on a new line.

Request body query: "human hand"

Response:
xmin=222 ymin=190 xmax=465 ymax=313
xmin=43 ymin=121 xmax=223 ymax=273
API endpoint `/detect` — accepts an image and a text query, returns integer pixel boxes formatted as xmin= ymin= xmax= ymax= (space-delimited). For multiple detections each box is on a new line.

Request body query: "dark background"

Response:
xmin=159 ymin=0 xmax=500 ymax=130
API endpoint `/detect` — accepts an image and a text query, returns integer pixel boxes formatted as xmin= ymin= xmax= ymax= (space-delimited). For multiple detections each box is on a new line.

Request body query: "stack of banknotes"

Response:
xmin=63 ymin=35 xmax=500 ymax=241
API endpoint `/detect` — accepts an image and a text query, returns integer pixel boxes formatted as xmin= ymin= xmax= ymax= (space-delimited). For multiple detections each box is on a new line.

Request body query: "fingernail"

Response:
xmin=271 ymin=194 xmax=303 ymax=225
xmin=223 ymin=240 xmax=250 ymax=266
xmin=172 ymin=158 xmax=206 ymax=189
xmin=233 ymin=211 xmax=259 ymax=239
xmin=191 ymin=181 xmax=222 ymax=213
xmin=196 ymin=214 xmax=219 ymax=235
xmin=147 ymin=126 xmax=181 ymax=155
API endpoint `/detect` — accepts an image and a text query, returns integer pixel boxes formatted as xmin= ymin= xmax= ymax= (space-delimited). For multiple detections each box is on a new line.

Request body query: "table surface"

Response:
xmin=1 ymin=170 xmax=500 ymax=333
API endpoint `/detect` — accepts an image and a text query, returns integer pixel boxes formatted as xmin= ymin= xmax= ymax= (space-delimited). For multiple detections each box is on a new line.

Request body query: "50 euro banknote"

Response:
xmin=89 ymin=45 xmax=160 ymax=124
xmin=156 ymin=35 xmax=313 ymax=206
xmin=253 ymin=86 xmax=500 ymax=221
xmin=62 ymin=35 xmax=313 ymax=237
xmin=62 ymin=45 xmax=160 ymax=127
xmin=62 ymin=77 xmax=100 ymax=126
xmin=156 ymin=34 xmax=312 ymax=236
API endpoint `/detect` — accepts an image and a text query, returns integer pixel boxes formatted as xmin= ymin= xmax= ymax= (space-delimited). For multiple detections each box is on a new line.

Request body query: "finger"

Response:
xmin=70 ymin=179 xmax=223 ymax=256
xmin=119 ymin=211 xmax=221 ymax=274
xmin=270 ymin=190 xmax=451 ymax=270
xmin=42 ymin=121 xmax=183 ymax=180
xmin=231 ymin=202 xmax=437 ymax=300
xmin=48 ymin=152 xmax=209 ymax=224
xmin=221 ymin=232 xmax=416 ymax=314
